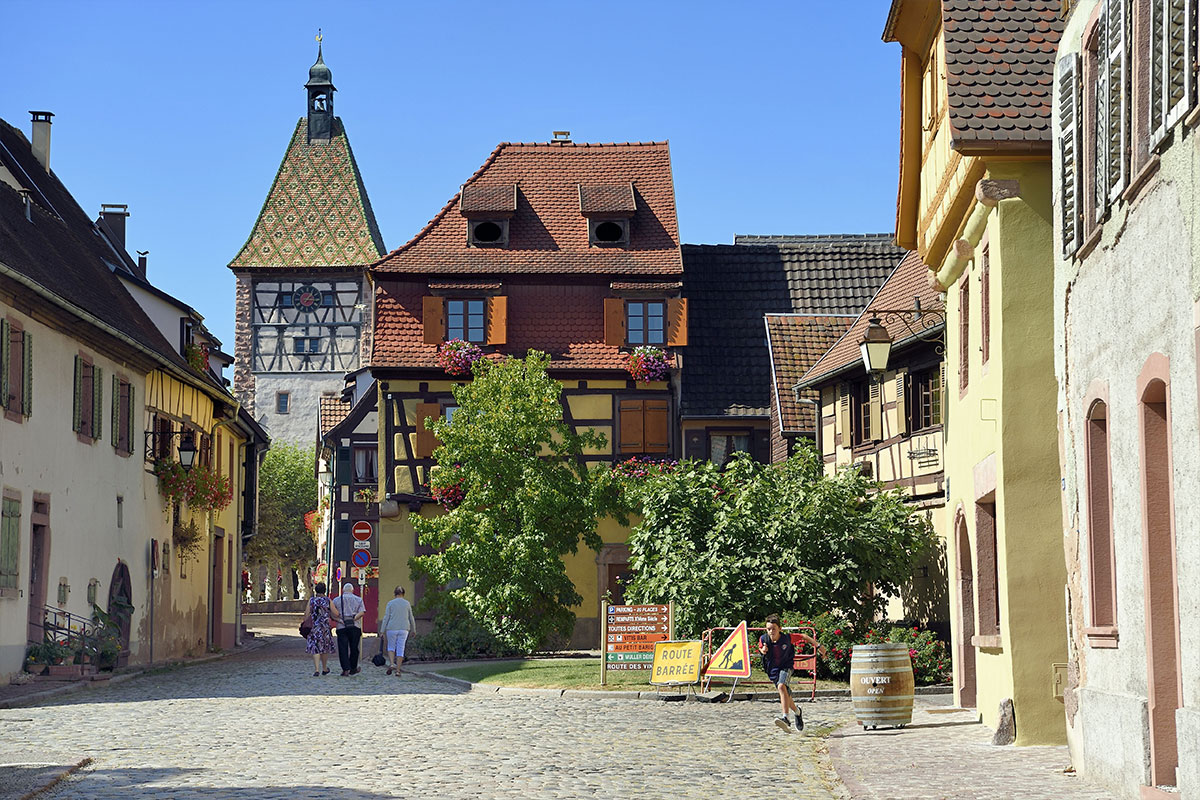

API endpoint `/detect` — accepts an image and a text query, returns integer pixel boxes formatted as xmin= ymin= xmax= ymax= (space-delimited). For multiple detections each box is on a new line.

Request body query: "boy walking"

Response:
xmin=758 ymin=614 xmax=824 ymax=732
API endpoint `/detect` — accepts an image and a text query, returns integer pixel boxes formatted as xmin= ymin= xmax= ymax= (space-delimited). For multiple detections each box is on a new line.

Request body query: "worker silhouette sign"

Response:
xmin=704 ymin=620 xmax=752 ymax=678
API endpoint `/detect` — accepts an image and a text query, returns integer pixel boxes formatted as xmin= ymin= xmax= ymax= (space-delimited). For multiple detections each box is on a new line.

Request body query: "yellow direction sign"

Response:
xmin=649 ymin=640 xmax=703 ymax=685
xmin=704 ymin=620 xmax=752 ymax=678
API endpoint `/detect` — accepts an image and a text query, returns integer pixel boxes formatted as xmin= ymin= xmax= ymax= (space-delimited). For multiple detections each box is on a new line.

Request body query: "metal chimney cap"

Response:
xmin=29 ymin=111 xmax=54 ymax=122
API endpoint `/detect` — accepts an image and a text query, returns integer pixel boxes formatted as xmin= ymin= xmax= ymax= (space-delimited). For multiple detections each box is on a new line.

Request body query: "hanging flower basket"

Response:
xmin=153 ymin=460 xmax=232 ymax=513
xmin=184 ymin=342 xmax=209 ymax=374
xmin=437 ymin=339 xmax=484 ymax=376
xmin=429 ymin=465 xmax=466 ymax=510
xmin=626 ymin=346 xmax=671 ymax=383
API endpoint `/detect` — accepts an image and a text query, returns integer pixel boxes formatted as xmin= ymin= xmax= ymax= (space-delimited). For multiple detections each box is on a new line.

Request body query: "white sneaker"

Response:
xmin=774 ymin=715 xmax=792 ymax=733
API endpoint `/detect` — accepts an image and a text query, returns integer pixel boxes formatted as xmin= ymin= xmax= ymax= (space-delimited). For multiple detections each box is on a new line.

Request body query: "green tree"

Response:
xmin=620 ymin=442 xmax=936 ymax=638
xmin=246 ymin=442 xmax=318 ymax=597
xmin=411 ymin=351 xmax=619 ymax=653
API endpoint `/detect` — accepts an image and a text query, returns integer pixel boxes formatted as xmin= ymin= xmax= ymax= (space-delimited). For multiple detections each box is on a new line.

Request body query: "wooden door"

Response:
xmin=27 ymin=525 xmax=47 ymax=643
xmin=210 ymin=530 xmax=225 ymax=649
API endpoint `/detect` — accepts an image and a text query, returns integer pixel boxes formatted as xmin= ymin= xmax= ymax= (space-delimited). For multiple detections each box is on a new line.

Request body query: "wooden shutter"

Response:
xmin=92 ymin=366 xmax=103 ymax=441
xmin=837 ymin=384 xmax=851 ymax=444
xmin=604 ymin=298 xmax=626 ymax=347
xmin=959 ymin=281 xmax=970 ymax=393
xmin=0 ymin=319 xmax=8 ymax=411
xmin=1105 ymin=0 xmax=1129 ymax=202
xmin=895 ymin=370 xmax=908 ymax=436
xmin=422 ymin=296 xmax=445 ymax=345
xmin=21 ymin=331 xmax=31 ymax=417
xmin=414 ymin=402 xmax=441 ymax=458
xmin=120 ymin=382 xmax=133 ymax=454
xmin=1094 ymin=63 xmax=1109 ymax=222
xmin=111 ymin=375 xmax=120 ymax=448
xmin=0 ymin=497 xmax=18 ymax=589
xmin=666 ymin=298 xmax=688 ymax=347
xmin=72 ymin=357 xmax=83 ymax=434
xmin=981 ymin=251 xmax=991 ymax=364
xmin=868 ymin=379 xmax=883 ymax=442
xmin=1059 ymin=53 xmax=1082 ymax=256
xmin=938 ymin=362 xmax=946 ymax=425
xmin=335 ymin=445 xmax=352 ymax=485
xmin=618 ymin=399 xmax=645 ymax=453
xmin=1151 ymin=0 xmax=1194 ymax=145
xmin=486 ymin=296 xmax=507 ymax=345
xmin=644 ymin=397 xmax=669 ymax=454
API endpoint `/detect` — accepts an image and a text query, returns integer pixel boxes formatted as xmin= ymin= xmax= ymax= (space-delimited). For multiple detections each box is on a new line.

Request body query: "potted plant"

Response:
xmin=437 ymin=338 xmax=484 ymax=376
xmin=353 ymin=487 xmax=378 ymax=513
xmin=626 ymin=346 xmax=671 ymax=383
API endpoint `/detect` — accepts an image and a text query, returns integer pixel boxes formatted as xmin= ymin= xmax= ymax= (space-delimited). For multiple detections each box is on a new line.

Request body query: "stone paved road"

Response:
xmin=2 ymin=630 xmax=852 ymax=799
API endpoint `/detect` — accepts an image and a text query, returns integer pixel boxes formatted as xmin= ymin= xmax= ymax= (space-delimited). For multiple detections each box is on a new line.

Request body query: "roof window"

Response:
xmin=468 ymin=219 xmax=508 ymax=247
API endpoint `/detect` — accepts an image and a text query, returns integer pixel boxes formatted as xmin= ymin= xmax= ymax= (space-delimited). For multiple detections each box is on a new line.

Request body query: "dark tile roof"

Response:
xmin=0 ymin=119 xmax=194 ymax=375
xmin=942 ymin=0 xmax=1064 ymax=150
xmin=228 ymin=118 xmax=386 ymax=269
xmin=765 ymin=314 xmax=855 ymax=433
xmin=319 ymin=395 xmax=351 ymax=439
xmin=372 ymin=142 xmax=682 ymax=276
xmin=799 ymin=250 xmax=942 ymax=387
xmin=680 ymin=237 xmax=904 ymax=418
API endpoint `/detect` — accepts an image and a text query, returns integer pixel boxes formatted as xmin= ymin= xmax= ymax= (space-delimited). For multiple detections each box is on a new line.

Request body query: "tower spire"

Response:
xmin=305 ymin=30 xmax=335 ymax=142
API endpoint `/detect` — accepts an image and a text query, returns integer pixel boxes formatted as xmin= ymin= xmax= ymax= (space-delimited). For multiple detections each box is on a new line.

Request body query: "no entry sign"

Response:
xmin=352 ymin=549 xmax=371 ymax=568
xmin=352 ymin=521 xmax=373 ymax=541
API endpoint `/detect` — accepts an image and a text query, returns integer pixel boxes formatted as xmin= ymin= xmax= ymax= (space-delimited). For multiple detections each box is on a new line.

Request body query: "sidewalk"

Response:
xmin=827 ymin=699 xmax=1117 ymax=799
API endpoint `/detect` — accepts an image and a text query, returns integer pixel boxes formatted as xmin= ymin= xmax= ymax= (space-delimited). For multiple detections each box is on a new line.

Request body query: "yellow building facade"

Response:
xmin=883 ymin=0 xmax=1067 ymax=744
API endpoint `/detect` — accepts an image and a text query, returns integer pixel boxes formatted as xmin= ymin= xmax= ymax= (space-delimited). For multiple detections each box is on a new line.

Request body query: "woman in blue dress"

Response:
xmin=305 ymin=582 xmax=335 ymax=675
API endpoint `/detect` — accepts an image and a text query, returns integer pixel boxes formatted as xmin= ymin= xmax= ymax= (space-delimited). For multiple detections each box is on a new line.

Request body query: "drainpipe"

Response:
xmin=931 ymin=179 xmax=1020 ymax=291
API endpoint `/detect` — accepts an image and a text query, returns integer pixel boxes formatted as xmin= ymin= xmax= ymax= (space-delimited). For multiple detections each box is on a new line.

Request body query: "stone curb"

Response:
xmin=0 ymin=637 xmax=271 ymax=711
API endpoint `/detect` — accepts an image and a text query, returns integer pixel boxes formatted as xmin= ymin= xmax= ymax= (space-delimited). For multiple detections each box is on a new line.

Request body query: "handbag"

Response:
xmin=371 ymin=634 xmax=387 ymax=667
xmin=299 ymin=601 xmax=314 ymax=638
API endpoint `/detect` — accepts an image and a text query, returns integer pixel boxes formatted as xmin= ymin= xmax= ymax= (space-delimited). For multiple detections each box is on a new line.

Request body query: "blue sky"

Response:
xmin=6 ymin=1 xmax=900 ymax=348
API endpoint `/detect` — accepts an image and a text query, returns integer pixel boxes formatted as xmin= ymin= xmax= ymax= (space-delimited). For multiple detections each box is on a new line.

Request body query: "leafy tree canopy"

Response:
xmin=411 ymin=351 xmax=620 ymax=653
xmin=619 ymin=443 xmax=937 ymax=638
xmin=246 ymin=442 xmax=318 ymax=567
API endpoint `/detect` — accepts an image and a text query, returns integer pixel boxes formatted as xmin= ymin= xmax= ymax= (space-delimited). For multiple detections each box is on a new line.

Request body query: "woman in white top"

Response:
xmin=379 ymin=585 xmax=417 ymax=676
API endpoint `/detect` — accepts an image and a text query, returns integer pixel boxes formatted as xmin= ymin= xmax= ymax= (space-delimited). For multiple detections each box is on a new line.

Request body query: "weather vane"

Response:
xmin=316 ymin=28 xmax=322 ymax=44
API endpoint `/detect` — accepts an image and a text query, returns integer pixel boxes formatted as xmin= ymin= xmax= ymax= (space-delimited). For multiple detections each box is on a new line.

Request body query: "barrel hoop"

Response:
xmin=850 ymin=666 xmax=915 ymax=674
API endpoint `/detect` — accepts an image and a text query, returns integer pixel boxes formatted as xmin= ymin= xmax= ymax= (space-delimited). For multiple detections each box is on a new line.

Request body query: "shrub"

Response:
xmin=406 ymin=592 xmax=523 ymax=660
xmin=868 ymin=624 xmax=951 ymax=685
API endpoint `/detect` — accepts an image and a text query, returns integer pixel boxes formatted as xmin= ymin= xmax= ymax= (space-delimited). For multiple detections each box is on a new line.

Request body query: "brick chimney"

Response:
xmin=100 ymin=204 xmax=129 ymax=248
xmin=29 ymin=112 xmax=54 ymax=172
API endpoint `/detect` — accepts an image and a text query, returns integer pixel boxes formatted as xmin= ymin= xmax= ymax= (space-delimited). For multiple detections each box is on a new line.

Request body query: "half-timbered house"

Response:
xmin=367 ymin=136 xmax=685 ymax=645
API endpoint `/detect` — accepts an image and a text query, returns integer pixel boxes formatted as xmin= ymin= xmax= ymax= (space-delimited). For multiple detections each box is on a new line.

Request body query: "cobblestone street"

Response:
xmin=1 ymin=628 xmax=853 ymax=799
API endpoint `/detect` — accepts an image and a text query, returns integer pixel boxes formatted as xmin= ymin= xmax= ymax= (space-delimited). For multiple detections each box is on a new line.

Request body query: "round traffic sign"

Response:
xmin=352 ymin=521 xmax=373 ymax=541
xmin=352 ymin=549 xmax=371 ymax=568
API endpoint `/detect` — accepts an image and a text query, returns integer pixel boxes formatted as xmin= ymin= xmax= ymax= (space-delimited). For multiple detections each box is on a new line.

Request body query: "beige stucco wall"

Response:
xmin=1053 ymin=3 xmax=1200 ymax=791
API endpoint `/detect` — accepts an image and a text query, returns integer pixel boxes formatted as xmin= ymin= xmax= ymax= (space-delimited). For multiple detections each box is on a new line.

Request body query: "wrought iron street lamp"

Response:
xmin=857 ymin=306 xmax=947 ymax=377
xmin=176 ymin=433 xmax=198 ymax=471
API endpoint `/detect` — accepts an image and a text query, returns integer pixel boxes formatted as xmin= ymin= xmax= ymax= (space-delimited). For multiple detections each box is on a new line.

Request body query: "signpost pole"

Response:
xmin=668 ymin=600 xmax=675 ymax=641
xmin=599 ymin=598 xmax=607 ymax=686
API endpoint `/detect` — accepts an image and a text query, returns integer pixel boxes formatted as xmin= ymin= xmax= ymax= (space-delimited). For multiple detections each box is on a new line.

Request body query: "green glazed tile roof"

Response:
xmin=228 ymin=117 xmax=385 ymax=269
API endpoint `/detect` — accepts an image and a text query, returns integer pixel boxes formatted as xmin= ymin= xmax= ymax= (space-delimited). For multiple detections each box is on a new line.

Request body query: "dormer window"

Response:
xmin=460 ymin=183 xmax=517 ymax=248
xmin=589 ymin=218 xmax=629 ymax=246
xmin=468 ymin=219 xmax=509 ymax=247
xmin=579 ymin=183 xmax=635 ymax=248
xmin=447 ymin=299 xmax=486 ymax=343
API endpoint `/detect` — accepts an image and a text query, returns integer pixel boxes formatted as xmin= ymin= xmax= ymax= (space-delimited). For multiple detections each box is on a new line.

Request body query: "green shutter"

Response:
xmin=0 ymin=319 xmax=9 ymax=410
xmin=111 ymin=375 xmax=120 ymax=447
xmin=0 ymin=497 xmax=18 ymax=590
xmin=335 ymin=446 xmax=352 ymax=486
xmin=21 ymin=331 xmax=31 ymax=417
xmin=72 ymin=356 xmax=83 ymax=433
xmin=127 ymin=383 xmax=137 ymax=455
xmin=92 ymin=366 xmax=104 ymax=441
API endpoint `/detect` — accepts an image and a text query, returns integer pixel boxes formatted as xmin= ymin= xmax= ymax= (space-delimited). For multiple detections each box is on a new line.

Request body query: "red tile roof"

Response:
xmin=765 ymin=315 xmax=856 ymax=433
xmin=579 ymin=183 xmax=637 ymax=215
xmin=372 ymin=141 xmax=682 ymax=276
xmin=319 ymin=395 xmax=351 ymax=439
xmin=798 ymin=251 xmax=942 ymax=387
xmin=460 ymin=183 xmax=516 ymax=214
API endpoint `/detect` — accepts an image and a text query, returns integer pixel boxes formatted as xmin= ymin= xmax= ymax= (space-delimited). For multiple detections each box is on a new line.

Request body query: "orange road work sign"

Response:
xmin=704 ymin=620 xmax=752 ymax=678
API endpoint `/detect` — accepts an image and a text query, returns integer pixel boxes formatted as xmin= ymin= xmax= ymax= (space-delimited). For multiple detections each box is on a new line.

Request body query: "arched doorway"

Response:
xmin=1139 ymin=370 xmax=1181 ymax=790
xmin=107 ymin=561 xmax=134 ymax=668
xmin=955 ymin=512 xmax=976 ymax=709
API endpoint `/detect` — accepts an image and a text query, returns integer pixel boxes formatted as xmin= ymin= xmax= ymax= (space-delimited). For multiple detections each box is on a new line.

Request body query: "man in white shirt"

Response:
xmin=331 ymin=582 xmax=366 ymax=675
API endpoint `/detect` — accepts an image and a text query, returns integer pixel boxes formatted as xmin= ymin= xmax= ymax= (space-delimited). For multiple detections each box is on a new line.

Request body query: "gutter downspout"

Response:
xmin=931 ymin=179 xmax=1020 ymax=291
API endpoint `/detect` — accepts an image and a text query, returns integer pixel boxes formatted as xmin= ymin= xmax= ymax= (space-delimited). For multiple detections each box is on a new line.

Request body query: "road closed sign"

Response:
xmin=650 ymin=640 xmax=703 ymax=686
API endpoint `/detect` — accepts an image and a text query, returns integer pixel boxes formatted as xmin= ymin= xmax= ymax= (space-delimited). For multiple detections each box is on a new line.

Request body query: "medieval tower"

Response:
xmin=229 ymin=41 xmax=385 ymax=444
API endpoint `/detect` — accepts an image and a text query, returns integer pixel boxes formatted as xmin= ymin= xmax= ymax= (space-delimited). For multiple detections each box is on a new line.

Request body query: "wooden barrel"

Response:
xmin=850 ymin=642 xmax=915 ymax=729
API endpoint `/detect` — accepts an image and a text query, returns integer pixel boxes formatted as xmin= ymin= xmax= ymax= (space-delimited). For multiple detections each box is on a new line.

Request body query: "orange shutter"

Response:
xmin=486 ymin=296 xmax=507 ymax=345
xmin=422 ymin=296 xmax=445 ymax=345
xmin=414 ymin=402 xmax=441 ymax=458
xmin=644 ymin=397 xmax=669 ymax=453
xmin=618 ymin=399 xmax=645 ymax=453
xmin=666 ymin=298 xmax=688 ymax=347
xmin=604 ymin=298 xmax=626 ymax=347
